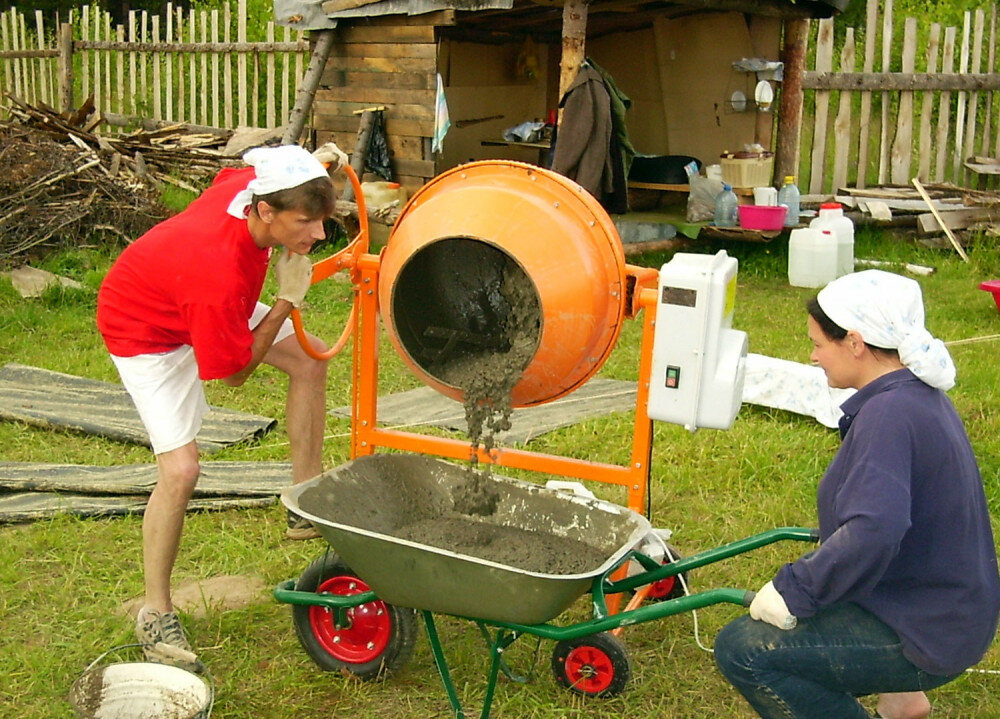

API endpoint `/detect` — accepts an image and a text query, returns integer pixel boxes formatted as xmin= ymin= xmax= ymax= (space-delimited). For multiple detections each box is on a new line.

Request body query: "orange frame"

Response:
xmin=347 ymin=253 xmax=661 ymax=515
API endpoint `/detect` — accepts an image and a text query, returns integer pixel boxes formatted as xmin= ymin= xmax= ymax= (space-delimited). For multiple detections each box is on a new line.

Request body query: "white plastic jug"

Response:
xmin=809 ymin=202 xmax=854 ymax=277
xmin=788 ymin=228 xmax=839 ymax=288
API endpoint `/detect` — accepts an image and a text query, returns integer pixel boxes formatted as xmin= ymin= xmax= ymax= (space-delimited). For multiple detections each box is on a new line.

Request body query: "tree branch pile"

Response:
xmin=1 ymin=94 xmax=236 ymax=266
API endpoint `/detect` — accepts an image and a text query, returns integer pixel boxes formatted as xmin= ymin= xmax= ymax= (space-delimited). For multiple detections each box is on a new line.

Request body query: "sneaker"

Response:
xmin=135 ymin=607 xmax=203 ymax=672
xmin=286 ymin=509 xmax=321 ymax=540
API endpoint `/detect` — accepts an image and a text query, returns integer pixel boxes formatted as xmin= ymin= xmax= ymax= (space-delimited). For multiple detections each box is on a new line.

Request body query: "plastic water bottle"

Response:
xmin=788 ymin=228 xmax=839 ymax=288
xmin=777 ymin=175 xmax=800 ymax=227
xmin=714 ymin=183 xmax=739 ymax=227
xmin=809 ymin=202 xmax=854 ymax=277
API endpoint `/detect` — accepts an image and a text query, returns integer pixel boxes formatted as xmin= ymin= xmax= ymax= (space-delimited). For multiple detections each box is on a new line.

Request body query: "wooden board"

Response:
xmin=329 ymin=378 xmax=637 ymax=445
xmin=0 ymin=461 xmax=292 ymax=497
xmin=0 ymin=363 xmax=275 ymax=453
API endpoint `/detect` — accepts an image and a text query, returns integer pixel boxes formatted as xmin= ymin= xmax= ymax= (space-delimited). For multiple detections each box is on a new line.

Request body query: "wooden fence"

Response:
xmin=802 ymin=0 xmax=1000 ymax=192
xmin=0 ymin=2 xmax=310 ymax=132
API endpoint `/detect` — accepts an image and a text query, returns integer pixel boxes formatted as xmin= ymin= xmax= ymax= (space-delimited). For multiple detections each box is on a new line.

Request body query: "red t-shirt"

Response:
xmin=97 ymin=167 xmax=270 ymax=380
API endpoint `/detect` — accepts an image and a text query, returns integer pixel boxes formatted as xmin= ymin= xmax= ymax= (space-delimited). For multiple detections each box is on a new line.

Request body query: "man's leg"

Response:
xmin=264 ymin=331 xmax=329 ymax=484
xmin=263 ymin=330 xmax=329 ymax=539
xmin=143 ymin=440 xmax=201 ymax=611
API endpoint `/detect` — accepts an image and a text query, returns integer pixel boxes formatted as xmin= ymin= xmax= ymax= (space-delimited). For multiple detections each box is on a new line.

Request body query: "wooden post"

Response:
xmin=341 ymin=108 xmax=378 ymax=202
xmin=58 ymin=21 xmax=73 ymax=113
xmin=557 ymin=0 xmax=588 ymax=128
xmin=775 ymin=18 xmax=808 ymax=188
xmin=281 ymin=29 xmax=335 ymax=145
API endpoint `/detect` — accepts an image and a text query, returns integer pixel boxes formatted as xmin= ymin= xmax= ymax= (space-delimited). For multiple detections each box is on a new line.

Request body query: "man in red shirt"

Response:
xmin=97 ymin=143 xmax=344 ymax=669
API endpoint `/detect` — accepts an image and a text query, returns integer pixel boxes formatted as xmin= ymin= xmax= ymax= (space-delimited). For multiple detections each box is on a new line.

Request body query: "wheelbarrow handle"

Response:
xmin=742 ymin=590 xmax=756 ymax=607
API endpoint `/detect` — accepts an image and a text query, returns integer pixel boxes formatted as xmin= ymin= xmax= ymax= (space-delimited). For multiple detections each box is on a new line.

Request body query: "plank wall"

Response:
xmin=313 ymin=15 xmax=443 ymax=195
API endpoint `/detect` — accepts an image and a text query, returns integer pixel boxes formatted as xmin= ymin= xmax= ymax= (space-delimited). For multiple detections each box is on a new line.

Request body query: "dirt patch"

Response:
xmin=123 ymin=575 xmax=267 ymax=619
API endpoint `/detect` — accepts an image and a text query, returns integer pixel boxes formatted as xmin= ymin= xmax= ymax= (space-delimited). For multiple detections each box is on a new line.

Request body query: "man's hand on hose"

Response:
xmin=274 ymin=248 xmax=313 ymax=308
xmin=749 ymin=580 xmax=798 ymax=630
xmin=311 ymin=142 xmax=349 ymax=173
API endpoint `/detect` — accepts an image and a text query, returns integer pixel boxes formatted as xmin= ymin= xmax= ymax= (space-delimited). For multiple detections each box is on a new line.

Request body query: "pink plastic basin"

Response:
xmin=738 ymin=204 xmax=788 ymax=231
xmin=981 ymin=280 xmax=1000 ymax=314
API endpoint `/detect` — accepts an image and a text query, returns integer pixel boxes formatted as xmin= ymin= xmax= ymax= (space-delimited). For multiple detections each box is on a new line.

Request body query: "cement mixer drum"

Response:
xmin=380 ymin=161 xmax=628 ymax=408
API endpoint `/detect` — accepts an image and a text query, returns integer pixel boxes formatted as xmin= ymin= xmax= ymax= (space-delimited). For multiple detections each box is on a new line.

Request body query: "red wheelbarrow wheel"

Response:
xmin=638 ymin=543 xmax=689 ymax=602
xmin=551 ymin=632 xmax=631 ymax=698
xmin=292 ymin=554 xmax=417 ymax=680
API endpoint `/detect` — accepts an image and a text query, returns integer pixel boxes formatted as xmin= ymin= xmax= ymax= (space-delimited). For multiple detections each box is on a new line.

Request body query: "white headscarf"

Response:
xmin=816 ymin=269 xmax=956 ymax=391
xmin=226 ymin=145 xmax=330 ymax=218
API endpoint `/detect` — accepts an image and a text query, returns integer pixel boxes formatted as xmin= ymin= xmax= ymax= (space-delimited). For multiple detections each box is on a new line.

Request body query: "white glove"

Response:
xmin=749 ymin=580 xmax=797 ymax=630
xmin=274 ymin=248 xmax=313 ymax=308
xmin=311 ymin=142 xmax=349 ymax=173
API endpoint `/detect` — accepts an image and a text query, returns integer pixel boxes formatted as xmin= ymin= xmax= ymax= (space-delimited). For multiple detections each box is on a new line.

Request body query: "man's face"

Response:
xmin=260 ymin=204 xmax=327 ymax=254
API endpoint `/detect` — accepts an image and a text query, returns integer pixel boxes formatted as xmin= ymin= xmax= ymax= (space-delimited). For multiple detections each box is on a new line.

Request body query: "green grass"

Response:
xmin=2 ymin=225 xmax=999 ymax=718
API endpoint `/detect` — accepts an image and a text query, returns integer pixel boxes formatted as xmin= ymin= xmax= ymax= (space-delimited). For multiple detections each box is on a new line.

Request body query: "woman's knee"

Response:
xmin=714 ymin=615 xmax=762 ymax=683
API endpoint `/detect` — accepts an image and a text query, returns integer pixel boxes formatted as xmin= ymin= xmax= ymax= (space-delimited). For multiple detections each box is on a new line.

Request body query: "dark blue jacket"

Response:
xmin=774 ymin=369 xmax=1000 ymax=676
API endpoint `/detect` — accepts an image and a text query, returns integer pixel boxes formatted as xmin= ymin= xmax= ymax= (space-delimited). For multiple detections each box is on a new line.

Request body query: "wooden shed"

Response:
xmin=290 ymin=0 xmax=848 ymax=198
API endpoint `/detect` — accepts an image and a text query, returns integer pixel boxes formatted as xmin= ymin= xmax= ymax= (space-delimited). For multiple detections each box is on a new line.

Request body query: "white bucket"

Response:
xmin=70 ymin=662 xmax=212 ymax=719
xmin=788 ymin=228 xmax=839 ymax=288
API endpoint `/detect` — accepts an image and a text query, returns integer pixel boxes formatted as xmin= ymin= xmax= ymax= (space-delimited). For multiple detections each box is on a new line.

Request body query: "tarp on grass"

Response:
xmin=329 ymin=378 xmax=637 ymax=444
xmin=0 ymin=363 xmax=276 ymax=453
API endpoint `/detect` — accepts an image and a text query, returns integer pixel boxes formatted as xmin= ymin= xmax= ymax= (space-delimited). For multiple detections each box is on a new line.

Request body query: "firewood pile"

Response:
xmin=1 ymin=94 xmax=235 ymax=266
xmin=827 ymin=182 xmax=1000 ymax=238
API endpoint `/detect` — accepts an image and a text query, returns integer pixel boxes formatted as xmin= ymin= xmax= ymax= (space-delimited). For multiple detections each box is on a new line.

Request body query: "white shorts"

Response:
xmin=111 ymin=302 xmax=294 ymax=455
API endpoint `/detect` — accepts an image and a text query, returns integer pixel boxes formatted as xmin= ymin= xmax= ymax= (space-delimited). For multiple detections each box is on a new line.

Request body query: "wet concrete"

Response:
xmin=297 ymin=455 xmax=636 ymax=576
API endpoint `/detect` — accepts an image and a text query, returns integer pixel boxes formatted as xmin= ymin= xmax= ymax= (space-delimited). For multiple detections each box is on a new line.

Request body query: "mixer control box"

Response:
xmin=647 ymin=250 xmax=748 ymax=431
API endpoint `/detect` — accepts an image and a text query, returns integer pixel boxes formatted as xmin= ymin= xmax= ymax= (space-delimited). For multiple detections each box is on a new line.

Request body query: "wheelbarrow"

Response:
xmin=274 ymin=454 xmax=818 ymax=718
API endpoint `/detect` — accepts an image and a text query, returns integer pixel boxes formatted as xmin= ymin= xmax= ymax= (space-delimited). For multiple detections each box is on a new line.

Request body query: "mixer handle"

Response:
xmin=290 ymin=163 xmax=370 ymax=362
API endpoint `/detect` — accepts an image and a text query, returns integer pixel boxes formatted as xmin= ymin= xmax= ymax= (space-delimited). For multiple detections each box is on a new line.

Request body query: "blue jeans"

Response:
xmin=714 ymin=602 xmax=960 ymax=718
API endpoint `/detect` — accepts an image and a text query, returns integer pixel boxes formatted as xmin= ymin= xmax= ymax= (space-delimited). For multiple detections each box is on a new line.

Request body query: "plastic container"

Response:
xmin=980 ymin=280 xmax=1000 ymax=314
xmin=738 ymin=204 xmax=787 ymax=231
xmin=777 ymin=175 xmax=800 ymax=227
xmin=810 ymin=202 xmax=854 ymax=277
xmin=788 ymin=228 xmax=838 ymax=288
xmin=720 ymin=153 xmax=774 ymax=188
xmin=713 ymin=183 xmax=739 ymax=227
xmin=361 ymin=181 xmax=407 ymax=209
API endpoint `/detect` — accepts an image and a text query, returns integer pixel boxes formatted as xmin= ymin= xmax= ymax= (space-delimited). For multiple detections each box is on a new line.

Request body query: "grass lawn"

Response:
xmin=1 ymin=222 xmax=999 ymax=718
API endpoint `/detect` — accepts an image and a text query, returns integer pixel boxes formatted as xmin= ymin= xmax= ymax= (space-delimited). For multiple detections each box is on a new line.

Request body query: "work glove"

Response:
xmin=311 ymin=141 xmax=349 ymax=173
xmin=749 ymin=580 xmax=797 ymax=630
xmin=274 ymin=248 xmax=313 ymax=308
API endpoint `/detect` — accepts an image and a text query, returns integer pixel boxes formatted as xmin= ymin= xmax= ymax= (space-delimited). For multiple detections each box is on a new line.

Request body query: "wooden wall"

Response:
xmin=312 ymin=14 xmax=445 ymax=195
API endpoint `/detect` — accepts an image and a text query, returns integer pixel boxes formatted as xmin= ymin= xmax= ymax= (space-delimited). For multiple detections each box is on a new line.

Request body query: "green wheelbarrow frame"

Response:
xmin=274 ymin=525 xmax=819 ymax=719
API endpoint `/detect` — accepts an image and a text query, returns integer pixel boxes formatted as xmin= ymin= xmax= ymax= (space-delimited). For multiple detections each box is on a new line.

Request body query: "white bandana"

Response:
xmin=817 ymin=270 xmax=956 ymax=391
xmin=226 ymin=145 xmax=330 ymax=218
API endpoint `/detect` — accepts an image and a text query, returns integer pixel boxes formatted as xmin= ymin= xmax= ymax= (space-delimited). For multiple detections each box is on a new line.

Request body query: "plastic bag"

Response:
xmin=687 ymin=174 xmax=724 ymax=222
xmin=365 ymin=111 xmax=393 ymax=181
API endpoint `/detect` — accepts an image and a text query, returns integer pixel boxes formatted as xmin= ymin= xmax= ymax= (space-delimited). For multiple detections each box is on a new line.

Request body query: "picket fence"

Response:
xmin=0 ymin=1 xmax=309 ymax=132
xmin=802 ymin=0 xmax=1000 ymax=192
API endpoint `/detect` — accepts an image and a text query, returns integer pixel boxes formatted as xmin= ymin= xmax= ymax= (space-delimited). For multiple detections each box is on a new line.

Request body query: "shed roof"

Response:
xmin=276 ymin=0 xmax=848 ymax=33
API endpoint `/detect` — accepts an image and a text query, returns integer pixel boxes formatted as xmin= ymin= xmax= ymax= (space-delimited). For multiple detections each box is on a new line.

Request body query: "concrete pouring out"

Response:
xmin=397 ymin=239 xmax=542 ymax=518
xmin=304 ymin=238 xmax=616 ymax=574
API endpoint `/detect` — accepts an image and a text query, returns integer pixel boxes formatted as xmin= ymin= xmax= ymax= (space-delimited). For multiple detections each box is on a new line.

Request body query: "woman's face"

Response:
xmin=808 ymin=316 xmax=860 ymax=389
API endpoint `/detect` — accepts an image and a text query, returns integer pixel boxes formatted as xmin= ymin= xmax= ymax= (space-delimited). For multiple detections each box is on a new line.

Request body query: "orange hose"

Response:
xmin=289 ymin=164 xmax=369 ymax=361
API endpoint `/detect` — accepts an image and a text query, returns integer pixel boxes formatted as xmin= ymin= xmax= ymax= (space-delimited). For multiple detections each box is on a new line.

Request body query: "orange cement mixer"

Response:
xmin=293 ymin=160 xmax=744 ymax=515
xmin=378 ymin=161 xmax=628 ymax=407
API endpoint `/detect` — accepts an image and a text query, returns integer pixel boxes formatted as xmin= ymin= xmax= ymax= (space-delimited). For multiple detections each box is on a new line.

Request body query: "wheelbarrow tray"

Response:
xmin=282 ymin=454 xmax=650 ymax=624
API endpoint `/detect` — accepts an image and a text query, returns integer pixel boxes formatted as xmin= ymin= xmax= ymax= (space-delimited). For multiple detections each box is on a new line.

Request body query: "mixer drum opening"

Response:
xmin=391 ymin=237 xmax=541 ymax=391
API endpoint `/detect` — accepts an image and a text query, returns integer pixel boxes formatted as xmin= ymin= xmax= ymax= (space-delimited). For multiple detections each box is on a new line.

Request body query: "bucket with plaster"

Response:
xmin=70 ymin=647 xmax=212 ymax=719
